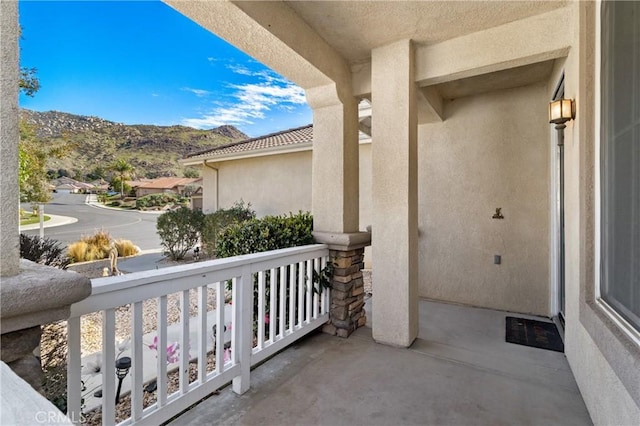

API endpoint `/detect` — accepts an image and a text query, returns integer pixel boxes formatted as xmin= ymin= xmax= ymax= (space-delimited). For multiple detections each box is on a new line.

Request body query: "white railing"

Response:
xmin=67 ymin=244 xmax=330 ymax=425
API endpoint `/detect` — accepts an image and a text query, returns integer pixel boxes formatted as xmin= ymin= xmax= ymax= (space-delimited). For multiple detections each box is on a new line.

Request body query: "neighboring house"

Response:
xmin=134 ymin=177 xmax=201 ymax=198
xmin=172 ymin=1 xmax=639 ymax=422
xmin=182 ymin=125 xmax=315 ymax=217
xmin=51 ymin=177 xmax=95 ymax=194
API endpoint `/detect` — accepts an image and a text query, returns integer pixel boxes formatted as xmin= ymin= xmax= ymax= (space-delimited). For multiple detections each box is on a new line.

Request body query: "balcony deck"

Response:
xmin=170 ymin=299 xmax=592 ymax=425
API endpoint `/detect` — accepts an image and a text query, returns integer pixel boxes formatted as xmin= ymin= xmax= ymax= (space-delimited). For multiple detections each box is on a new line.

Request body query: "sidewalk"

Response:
xmin=85 ymin=194 xmax=164 ymax=214
xmin=19 ymin=214 xmax=77 ymax=231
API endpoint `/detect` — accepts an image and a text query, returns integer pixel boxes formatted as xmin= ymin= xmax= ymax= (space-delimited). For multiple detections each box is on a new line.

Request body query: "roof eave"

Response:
xmin=180 ymin=141 xmax=313 ymax=166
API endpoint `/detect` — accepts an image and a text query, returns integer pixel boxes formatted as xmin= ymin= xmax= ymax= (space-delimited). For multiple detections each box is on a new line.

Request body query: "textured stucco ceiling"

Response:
xmin=285 ymin=1 xmax=567 ymax=64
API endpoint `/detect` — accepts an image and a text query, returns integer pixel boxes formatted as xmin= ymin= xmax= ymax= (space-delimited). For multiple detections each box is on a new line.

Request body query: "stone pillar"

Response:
xmin=322 ymin=247 xmax=367 ymax=338
xmin=1 ymin=327 xmax=43 ymax=391
xmin=307 ymin=84 xmax=371 ymax=338
xmin=371 ymin=40 xmax=419 ymax=347
xmin=0 ymin=0 xmax=20 ymax=278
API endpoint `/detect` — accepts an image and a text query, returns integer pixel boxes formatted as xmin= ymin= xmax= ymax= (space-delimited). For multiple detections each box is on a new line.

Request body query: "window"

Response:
xmin=600 ymin=1 xmax=640 ymax=332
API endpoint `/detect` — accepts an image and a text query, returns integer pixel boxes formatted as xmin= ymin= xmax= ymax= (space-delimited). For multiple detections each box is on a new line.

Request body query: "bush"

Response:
xmin=201 ymin=201 xmax=255 ymax=257
xmin=67 ymin=230 xmax=138 ymax=263
xmin=136 ymin=193 xmax=187 ymax=210
xmin=19 ymin=234 xmax=70 ymax=269
xmin=115 ymin=239 xmax=138 ymax=257
xmin=157 ymin=207 xmax=205 ymax=260
xmin=216 ymin=211 xmax=313 ymax=258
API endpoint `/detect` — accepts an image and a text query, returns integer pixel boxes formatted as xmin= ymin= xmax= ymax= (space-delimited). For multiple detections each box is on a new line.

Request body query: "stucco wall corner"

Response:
xmin=0 ymin=0 xmax=20 ymax=278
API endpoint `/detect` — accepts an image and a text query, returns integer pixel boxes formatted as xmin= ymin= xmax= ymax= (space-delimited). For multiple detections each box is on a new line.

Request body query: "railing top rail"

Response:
xmin=70 ymin=244 xmax=329 ymax=317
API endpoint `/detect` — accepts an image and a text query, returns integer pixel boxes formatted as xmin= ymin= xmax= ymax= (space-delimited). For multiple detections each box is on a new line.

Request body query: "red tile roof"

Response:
xmin=185 ymin=124 xmax=312 ymax=161
xmin=136 ymin=177 xmax=200 ymax=190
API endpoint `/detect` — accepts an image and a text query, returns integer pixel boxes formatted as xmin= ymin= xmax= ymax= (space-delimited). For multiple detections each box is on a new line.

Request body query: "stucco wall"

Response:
xmin=418 ymin=83 xmax=550 ymax=315
xmin=216 ymin=151 xmax=313 ymax=217
xmin=0 ymin=1 xmax=20 ymax=277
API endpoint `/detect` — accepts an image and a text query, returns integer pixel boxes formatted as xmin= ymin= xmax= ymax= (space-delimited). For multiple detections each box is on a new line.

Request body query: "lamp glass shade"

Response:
xmin=115 ymin=356 xmax=131 ymax=379
xmin=549 ymin=99 xmax=574 ymax=124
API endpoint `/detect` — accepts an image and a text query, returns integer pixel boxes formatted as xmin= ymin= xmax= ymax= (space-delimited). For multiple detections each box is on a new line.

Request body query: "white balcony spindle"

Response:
xmin=131 ymin=301 xmax=144 ymax=421
xmin=197 ymin=285 xmax=207 ymax=384
xmin=269 ymin=268 xmax=276 ymax=343
xmin=180 ymin=290 xmax=190 ymax=394
xmin=66 ymin=316 xmax=82 ymax=425
xmin=321 ymin=256 xmax=328 ymax=314
xmin=313 ymin=258 xmax=320 ymax=319
xmin=289 ymin=264 xmax=295 ymax=332
xmin=306 ymin=259 xmax=312 ymax=324
xmin=279 ymin=266 xmax=286 ymax=339
xmin=297 ymin=261 xmax=304 ymax=327
xmin=101 ymin=308 xmax=117 ymax=426
xmin=215 ymin=281 xmax=224 ymax=373
xmin=257 ymin=271 xmax=265 ymax=349
xmin=157 ymin=296 xmax=168 ymax=407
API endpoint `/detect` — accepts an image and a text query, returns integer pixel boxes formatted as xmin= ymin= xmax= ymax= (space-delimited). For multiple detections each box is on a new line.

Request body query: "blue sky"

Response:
xmin=18 ymin=1 xmax=312 ymax=137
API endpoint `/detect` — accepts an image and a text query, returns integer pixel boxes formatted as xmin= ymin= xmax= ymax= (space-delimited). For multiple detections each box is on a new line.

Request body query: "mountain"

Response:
xmin=20 ymin=109 xmax=248 ymax=179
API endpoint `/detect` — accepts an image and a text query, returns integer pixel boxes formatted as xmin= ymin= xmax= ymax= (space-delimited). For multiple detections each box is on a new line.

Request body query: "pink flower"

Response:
xmin=148 ymin=336 xmax=158 ymax=351
xmin=264 ymin=314 xmax=270 ymax=324
xmin=166 ymin=342 xmax=180 ymax=364
xmin=223 ymin=348 xmax=232 ymax=364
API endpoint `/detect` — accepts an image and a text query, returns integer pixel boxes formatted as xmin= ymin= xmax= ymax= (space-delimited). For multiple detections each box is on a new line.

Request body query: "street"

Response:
xmin=21 ymin=193 xmax=162 ymax=250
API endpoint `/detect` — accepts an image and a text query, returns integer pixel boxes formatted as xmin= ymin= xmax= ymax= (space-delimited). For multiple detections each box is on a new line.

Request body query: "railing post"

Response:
xmin=232 ymin=265 xmax=253 ymax=394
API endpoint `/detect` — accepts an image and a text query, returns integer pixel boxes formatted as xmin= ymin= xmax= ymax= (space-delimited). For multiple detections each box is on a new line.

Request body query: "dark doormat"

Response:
xmin=505 ymin=316 xmax=564 ymax=353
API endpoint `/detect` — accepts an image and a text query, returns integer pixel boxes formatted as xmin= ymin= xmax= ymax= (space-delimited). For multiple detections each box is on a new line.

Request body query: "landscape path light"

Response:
xmin=115 ymin=356 xmax=132 ymax=404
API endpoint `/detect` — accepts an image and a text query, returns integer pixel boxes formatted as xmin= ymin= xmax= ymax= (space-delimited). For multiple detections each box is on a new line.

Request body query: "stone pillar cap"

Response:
xmin=1 ymin=260 xmax=92 ymax=333
xmin=312 ymin=231 xmax=371 ymax=251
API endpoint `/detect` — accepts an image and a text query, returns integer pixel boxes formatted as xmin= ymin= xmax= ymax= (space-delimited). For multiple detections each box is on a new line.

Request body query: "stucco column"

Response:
xmin=0 ymin=0 xmax=20 ymax=278
xmin=308 ymin=84 xmax=360 ymax=235
xmin=371 ymin=40 xmax=419 ymax=347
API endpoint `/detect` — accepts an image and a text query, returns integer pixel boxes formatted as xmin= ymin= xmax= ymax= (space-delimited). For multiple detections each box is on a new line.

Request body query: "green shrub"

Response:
xmin=201 ymin=200 xmax=255 ymax=257
xmin=136 ymin=193 xmax=187 ymax=209
xmin=19 ymin=234 xmax=70 ymax=269
xmin=157 ymin=207 xmax=205 ymax=260
xmin=216 ymin=212 xmax=316 ymax=336
xmin=215 ymin=211 xmax=313 ymax=258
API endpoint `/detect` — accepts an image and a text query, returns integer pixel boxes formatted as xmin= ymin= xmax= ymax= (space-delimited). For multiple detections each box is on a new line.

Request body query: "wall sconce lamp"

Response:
xmin=549 ymin=98 xmax=575 ymax=130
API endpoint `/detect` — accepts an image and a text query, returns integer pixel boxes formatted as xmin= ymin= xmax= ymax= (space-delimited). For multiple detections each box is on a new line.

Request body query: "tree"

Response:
xmin=18 ymin=121 xmax=67 ymax=203
xmin=109 ymin=158 xmax=134 ymax=198
xmin=19 ymin=67 xmax=40 ymax=97
xmin=183 ymin=167 xmax=200 ymax=178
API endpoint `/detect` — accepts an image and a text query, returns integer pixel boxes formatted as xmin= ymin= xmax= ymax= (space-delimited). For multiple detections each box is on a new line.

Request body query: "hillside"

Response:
xmin=20 ymin=109 xmax=248 ymax=179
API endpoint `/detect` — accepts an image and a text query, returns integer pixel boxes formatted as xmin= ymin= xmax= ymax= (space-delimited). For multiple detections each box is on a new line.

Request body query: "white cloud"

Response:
xmin=182 ymin=87 xmax=212 ymax=98
xmin=182 ymin=70 xmax=307 ymax=129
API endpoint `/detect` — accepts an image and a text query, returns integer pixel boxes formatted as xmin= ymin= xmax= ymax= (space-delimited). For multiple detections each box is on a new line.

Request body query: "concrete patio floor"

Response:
xmin=169 ymin=299 xmax=592 ymax=426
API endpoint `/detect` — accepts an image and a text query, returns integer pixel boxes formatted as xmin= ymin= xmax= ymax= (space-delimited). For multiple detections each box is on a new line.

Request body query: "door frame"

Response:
xmin=549 ymin=75 xmax=566 ymax=328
